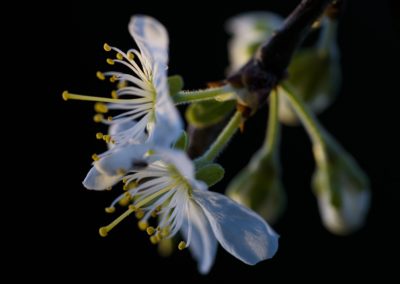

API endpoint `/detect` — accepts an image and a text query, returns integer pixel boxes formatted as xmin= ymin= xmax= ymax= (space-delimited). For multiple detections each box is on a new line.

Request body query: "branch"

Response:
xmin=228 ymin=0 xmax=336 ymax=112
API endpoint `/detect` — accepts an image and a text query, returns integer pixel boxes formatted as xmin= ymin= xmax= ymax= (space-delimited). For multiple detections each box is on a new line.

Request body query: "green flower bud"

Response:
xmin=226 ymin=151 xmax=286 ymax=224
xmin=312 ymin=138 xmax=370 ymax=235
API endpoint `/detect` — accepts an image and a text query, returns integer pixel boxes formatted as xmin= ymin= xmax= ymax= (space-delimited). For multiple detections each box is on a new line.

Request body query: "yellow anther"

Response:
xmin=127 ymin=52 xmax=134 ymax=60
xmin=119 ymin=196 xmax=130 ymax=207
xmin=109 ymin=75 xmax=117 ymax=83
xmin=105 ymin=207 xmax=116 ymax=214
xmin=151 ymin=211 xmax=158 ymax=218
xmin=146 ymin=226 xmax=156 ymax=235
xmin=122 ymin=178 xmax=128 ymax=184
xmin=128 ymin=205 xmax=136 ymax=211
xmin=96 ymin=132 xmax=104 ymax=139
xmin=103 ymin=43 xmax=112 ymax=52
xmin=62 ymin=90 xmax=69 ymax=101
xmin=111 ymin=90 xmax=118 ymax=99
xmin=116 ymin=53 xmax=124 ymax=60
xmin=178 ymin=241 xmax=187 ymax=250
xmin=150 ymin=235 xmax=159 ymax=245
xmin=135 ymin=209 xmax=145 ymax=219
xmin=138 ymin=221 xmax=148 ymax=231
xmin=117 ymin=81 xmax=127 ymax=89
xmin=91 ymin=153 xmax=100 ymax=161
xmin=103 ymin=135 xmax=112 ymax=143
xmin=106 ymin=58 xmax=115 ymax=65
xmin=96 ymin=71 xmax=105 ymax=80
xmin=160 ymin=228 xmax=169 ymax=238
xmin=93 ymin=114 xmax=104 ymax=123
xmin=107 ymin=116 xmax=113 ymax=121
xmin=99 ymin=227 xmax=108 ymax=237
xmin=94 ymin=102 xmax=108 ymax=113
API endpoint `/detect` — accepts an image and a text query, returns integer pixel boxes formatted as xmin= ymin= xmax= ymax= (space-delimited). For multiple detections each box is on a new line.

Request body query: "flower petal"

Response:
xmin=151 ymin=148 xmax=196 ymax=180
xmin=181 ymin=200 xmax=217 ymax=274
xmin=95 ymin=144 xmax=150 ymax=176
xmin=83 ymin=167 xmax=121 ymax=190
xmin=128 ymin=15 xmax=169 ymax=66
xmin=108 ymin=120 xmax=147 ymax=148
xmin=194 ymin=190 xmax=279 ymax=265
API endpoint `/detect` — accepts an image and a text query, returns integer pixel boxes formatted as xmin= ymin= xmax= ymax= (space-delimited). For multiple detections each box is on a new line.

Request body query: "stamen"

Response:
xmin=146 ymin=226 xmax=156 ymax=235
xmin=105 ymin=207 xmax=116 ymax=213
xmin=117 ymin=81 xmax=127 ymax=89
xmin=150 ymin=235 xmax=159 ymax=244
xmin=106 ymin=58 xmax=115 ymax=65
xmin=110 ymin=75 xmax=117 ymax=83
xmin=91 ymin=153 xmax=100 ymax=161
xmin=111 ymin=90 xmax=118 ymax=99
xmin=96 ymin=132 xmax=104 ymax=139
xmin=62 ymin=91 xmax=136 ymax=104
xmin=116 ymin=53 xmax=124 ymax=60
xmin=93 ymin=114 xmax=104 ymax=123
xmin=98 ymin=205 xmax=136 ymax=237
xmin=103 ymin=43 xmax=112 ymax=52
xmin=135 ymin=209 xmax=145 ymax=219
xmin=127 ymin=52 xmax=134 ymax=60
xmin=94 ymin=103 xmax=108 ymax=113
xmin=96 ymin=71 xmax=106 ymax=80
xmin=138 ymin=220 xmax=148 ymax=231
xmin=178 ymin=241 xmax=187 ymax=250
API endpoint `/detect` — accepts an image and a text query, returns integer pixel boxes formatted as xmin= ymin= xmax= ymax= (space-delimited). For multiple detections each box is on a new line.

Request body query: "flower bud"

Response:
xmin=226 ymin=151 xmax=286 ymax=224
xmin=312 ymin=140 xmax=370 ymax=235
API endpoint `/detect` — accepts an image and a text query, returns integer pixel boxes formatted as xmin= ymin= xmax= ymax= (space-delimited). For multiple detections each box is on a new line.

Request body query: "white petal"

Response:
xmin=194 ymin=190 xmax=279 ymax=265
xmin=128 ymin=15 xmax=169 ymax=66
xmin=108 ymin=121 xmax=147 ymax=148
xmin=149 ymin=112 xmax=183 ymax=147
xmin=151 ymin=148 xmax=195 ymax=180
xmin=83 ymin=167 xmax=121 ymax=190
xmin=181 ymin=200 xmax=217 ymax=274
xmin=95 ymin=144 xmax=150 ymax=176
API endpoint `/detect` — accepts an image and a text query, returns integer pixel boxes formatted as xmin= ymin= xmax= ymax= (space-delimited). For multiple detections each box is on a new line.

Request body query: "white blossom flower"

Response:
xmin=63 ymin=15 xmax=182 ymax=147
xmin=84 ymin=144 xmax=279 ymax=274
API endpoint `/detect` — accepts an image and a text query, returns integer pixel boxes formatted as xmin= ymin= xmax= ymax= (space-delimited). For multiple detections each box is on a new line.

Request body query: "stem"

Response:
xmin=279 ymin=84 xmax=327 ymax=160
xmin=227 ymin=0 xmax=334 ymax=108
xmin=261 ymin=89 xmax=280 ymax=156
xmin=195 ymin=111 xmax=242 ymax=166
xmin=172 ymin=85 xmax=235 ymax=105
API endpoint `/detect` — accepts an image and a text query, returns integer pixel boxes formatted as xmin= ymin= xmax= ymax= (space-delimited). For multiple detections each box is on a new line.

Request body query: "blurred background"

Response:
xmin=29 ymin=0 xmax=399 ymax=281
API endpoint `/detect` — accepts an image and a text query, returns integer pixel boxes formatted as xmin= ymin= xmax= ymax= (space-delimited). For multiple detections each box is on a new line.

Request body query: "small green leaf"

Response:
xmin=173 ymin=131 xmax=188 ymax=151
xmin=168 ymin=75 xmax=184 ymax=96
xmin=186 ymin=100 xmax=235 ymax=128
xmin=195 ymin=163 xmax=225 ymax=187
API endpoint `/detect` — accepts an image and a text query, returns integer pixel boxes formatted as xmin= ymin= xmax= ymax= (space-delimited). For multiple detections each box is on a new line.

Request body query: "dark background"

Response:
xmin=26 ymin=0 xmax=400 ymax=281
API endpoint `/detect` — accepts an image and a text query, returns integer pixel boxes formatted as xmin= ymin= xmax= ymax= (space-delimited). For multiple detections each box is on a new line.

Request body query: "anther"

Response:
xmin=94 ymin=103 xmax=108 ymax=113
xmin=99 ymin=227 xmax=108 ymax=237
xmin=96 ymin=132 xmax=104 ymax=139
xmin=106 ymin=58 xmax=115 ymax=65
xmin=103 ymin=43 xmax=112 ymax=52
xmin=96 ymin=71 xmax=105 ymax=80
xmin=91 ymin=153 xmax=100 ymax=161
xmin=116 ymin=53 xmax=124 ymax=60
xmin=178 ymin=241 xmax=187 ymax=250
xmin=105 ymin=207 xmax=116 ymax=214
xmin=93 ymin=114 xmax=104 ymax=123
xmin=146 ymin=226 xmax=155 ymax=235
xmin=138 ymin=221 xmax=148 ymax=231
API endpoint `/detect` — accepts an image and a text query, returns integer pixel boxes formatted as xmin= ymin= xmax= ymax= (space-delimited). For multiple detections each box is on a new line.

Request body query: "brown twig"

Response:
xmin=227 ymin=0 xmax=336 ymax=111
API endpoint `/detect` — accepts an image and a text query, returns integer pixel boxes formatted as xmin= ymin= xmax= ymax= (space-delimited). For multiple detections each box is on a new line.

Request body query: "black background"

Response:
xmin=25 ymin=0 xmax=400 ymax=281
